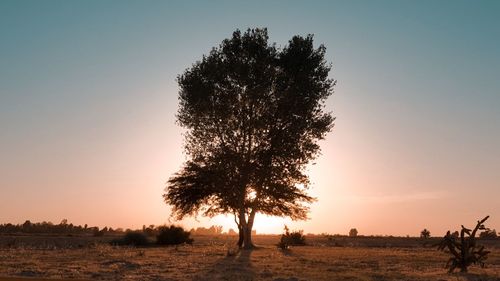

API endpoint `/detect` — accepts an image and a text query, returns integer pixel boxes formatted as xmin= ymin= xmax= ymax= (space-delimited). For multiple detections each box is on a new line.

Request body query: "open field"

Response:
xmin=0 ymin=235 xmax=499 ymax=281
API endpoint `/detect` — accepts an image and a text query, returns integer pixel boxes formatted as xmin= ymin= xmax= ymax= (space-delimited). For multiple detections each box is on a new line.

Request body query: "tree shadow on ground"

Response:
xmin=195 ymin=249 xmax=256 ymax=281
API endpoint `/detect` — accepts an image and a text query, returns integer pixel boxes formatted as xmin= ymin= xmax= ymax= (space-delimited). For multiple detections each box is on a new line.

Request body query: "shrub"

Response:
xmin=479 ymin=228 xmax=497 ymax=239
xmin=277 ymin=225 xmax=306 ymax=250
xmin=437 ymin=216 xmax=491 ymax=273
xmin=111 ymin=231 xmax=150 ymax=246
xmin=156 ymin=225 xmax=193 ymax=245
xmin=93 ymin=227 xmax=104 ymax=237
xmin=143 ymin=226 xmax=157 ymax=237
xmin=420 ymin=228 xmax=431 ymax=239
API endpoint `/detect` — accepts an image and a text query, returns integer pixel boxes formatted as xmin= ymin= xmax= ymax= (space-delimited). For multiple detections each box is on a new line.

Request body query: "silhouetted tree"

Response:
xmin=23 ymin=220 xmax=32 ymax=229
xmin=164 ymin=28 xmax=335 ymax=249
xmin=92 ymin=227 xmax=103 ymax=237
xmin=420 ymin=228 xmax=431 ymax=239
xmin=349 ymin=228 xmax=358 ymax=237
xmin=143 ymin=225 xmax=156 ymax=236
xmin=479 ymin=228 xmax=497 ymax=239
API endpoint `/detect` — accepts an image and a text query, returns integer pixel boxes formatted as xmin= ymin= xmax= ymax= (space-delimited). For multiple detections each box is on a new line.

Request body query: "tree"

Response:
xmin=349 ymin=228 xmax=358 ymax=237
xmin=479 ymin=228 xmax=497 ymax=239
xmin=420 ymin=228 xmax=431 ymax=239
xmin=164 ymin=28 xmax=335 ymax=249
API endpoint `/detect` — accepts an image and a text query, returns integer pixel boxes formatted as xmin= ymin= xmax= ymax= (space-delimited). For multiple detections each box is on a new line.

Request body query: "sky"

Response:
xmin=0 ymin=0 xmax=499 ymax=236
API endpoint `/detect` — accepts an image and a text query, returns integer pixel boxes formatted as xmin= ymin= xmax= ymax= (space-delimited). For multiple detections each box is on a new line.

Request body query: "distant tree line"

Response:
xmin=0 ymin=220 xmax=260 ymax=237
xmin=0 ymin=219 xmax=125 ymax=236
xmin=190 ymin=226 xmax=223 ymax=236
xmin=188 ymin=225 xmax=256 ymax=236
xmin=140 ymin=225 xmax=231 ymax=237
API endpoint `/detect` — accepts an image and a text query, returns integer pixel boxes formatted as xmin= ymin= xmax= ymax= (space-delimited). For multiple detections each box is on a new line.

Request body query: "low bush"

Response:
xmin=111 ymin=231 xmax=150 ymax=246
xmin=156 ymin=225 xmax=193 ymax=245
xmin=479 ymin=228 xmax=497 ymax=239
xmin=93 ymin=228 xmax=105 ymax=237
xmin=277 ymin=225 xmax=306 ymax=250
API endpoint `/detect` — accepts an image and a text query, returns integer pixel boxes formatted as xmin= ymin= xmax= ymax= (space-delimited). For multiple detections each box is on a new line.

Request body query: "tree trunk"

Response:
xmin=243 ymin=209 xmax=256 ymax=249
xmin=237 ymin=225 xmax=244 ymax=248
xmin=242 ymin=224 xmax=254 ymax=249
xmin=236 ymin=209 xmax=256 ymax=249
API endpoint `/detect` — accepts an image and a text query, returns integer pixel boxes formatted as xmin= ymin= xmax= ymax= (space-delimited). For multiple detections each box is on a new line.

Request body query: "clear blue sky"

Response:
xmin=1 ymin=0 xmax=499 ymax=235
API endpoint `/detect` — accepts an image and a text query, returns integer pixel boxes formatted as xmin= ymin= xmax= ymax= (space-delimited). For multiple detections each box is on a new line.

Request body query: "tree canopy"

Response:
xmin=164 ymin=28 xmax=335 ymax=248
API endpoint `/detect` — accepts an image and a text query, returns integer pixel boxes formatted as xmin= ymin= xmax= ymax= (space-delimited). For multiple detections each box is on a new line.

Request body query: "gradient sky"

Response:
xmin=1 ymin=0 xmax=499 ymax=236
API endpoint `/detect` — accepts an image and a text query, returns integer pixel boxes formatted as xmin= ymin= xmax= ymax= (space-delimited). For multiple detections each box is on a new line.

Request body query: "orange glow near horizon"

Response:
xmin=1 ymin=82 xmax=498 ymax=237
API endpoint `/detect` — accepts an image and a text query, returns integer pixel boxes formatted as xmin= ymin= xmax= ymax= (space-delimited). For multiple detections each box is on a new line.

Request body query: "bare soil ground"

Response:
xmin=0 ymin=234 xmax=498 ymax=280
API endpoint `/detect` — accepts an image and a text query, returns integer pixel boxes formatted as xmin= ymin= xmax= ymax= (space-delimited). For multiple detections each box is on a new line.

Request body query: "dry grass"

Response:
xmin=0 ymin=235 xmax=498 ymax=280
